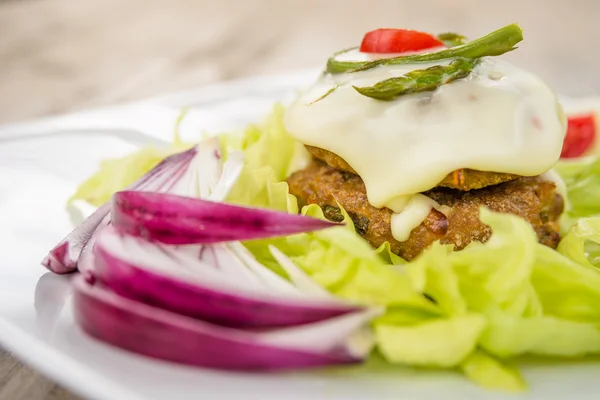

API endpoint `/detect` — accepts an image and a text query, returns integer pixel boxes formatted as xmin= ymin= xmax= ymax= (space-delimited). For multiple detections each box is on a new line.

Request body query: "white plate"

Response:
xmin=1 ymin=69 xmax=600 ymax=400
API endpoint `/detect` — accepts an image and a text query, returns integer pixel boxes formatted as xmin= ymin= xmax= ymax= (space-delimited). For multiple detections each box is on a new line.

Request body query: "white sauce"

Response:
xmin=284 ymin=50 xmax=566 ymax=243
xmin=390 ymin=194 xmax=441 ymax=242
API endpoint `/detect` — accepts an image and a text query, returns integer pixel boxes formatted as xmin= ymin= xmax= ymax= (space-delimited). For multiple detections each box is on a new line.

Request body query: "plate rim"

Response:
xmin=0 ymin=68 xmax=321 ymax=138
xmin=0 ymin=318 xmax=147 ymax=400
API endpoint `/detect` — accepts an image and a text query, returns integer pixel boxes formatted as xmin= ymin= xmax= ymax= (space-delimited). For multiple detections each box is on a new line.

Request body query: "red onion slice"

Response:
xmin=111 ymin=190 xmax=337 ymax=245
xmin=42 ymin=203 xmax=111 ymax=274
xmin=164 ymin=138 xmax=224 ymax=198
xmin=224 ymin=242 xmax=305 ymax=295
xmin=42 ymin=138 xmax=240 ymax=274
xmin=73 ymin=275 xmax=376 ymax=370
xmin=207 ymin=151 xmax=245 ymax=202
xmin=93 ymin=226 xmax=360 ymax=328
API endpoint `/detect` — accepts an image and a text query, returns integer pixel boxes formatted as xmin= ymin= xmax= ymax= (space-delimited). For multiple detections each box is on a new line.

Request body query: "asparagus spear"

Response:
xmin=326 ymin=23 xmax=522 ymax=74
xmin=353 ymin=58 xmax=480 ymax=101
xmin=311 ymin=58 xmax=479 ymax=103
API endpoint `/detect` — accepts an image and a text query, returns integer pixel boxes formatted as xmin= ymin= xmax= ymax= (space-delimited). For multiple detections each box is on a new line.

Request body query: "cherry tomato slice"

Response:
xmin=561 ymin=114 xmax=596 ymax=158
xmin=360 ymin=29 xmax=444 ymax=53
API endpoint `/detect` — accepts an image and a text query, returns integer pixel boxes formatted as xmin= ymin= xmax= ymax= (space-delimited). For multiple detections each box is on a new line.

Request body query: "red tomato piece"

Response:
xmin=360 ymin=29 xmax=444 ymax=53
xmin=561 ymin=114 xmax=596 ymax=158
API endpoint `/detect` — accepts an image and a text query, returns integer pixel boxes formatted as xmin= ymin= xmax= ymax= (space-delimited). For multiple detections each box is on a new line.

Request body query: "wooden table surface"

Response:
xmin=1 ymin=0 xmax=599 ymax=398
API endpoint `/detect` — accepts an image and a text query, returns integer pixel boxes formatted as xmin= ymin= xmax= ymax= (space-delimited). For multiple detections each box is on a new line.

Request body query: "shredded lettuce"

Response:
xmin=71 ymin=104 xmax=600 ymax=392
xmin=375 ymin=314 xmax=487 ymax=367
xmin=68 ymin=146 xmax=174 ymax=207
xmin=222 ymin=105 xmax=301 ymax=213
xmin=460 ymin=350 xmax=526 ymax=392
xmin=556 ymin=156 xmax=600 ymax=217
xmin=479 ymin=311 xmax=600 ymax=358
xmin=555 ymin=156 xmax=600 ymax=232
xmin=68 ymin=110 xmax=192 ymax=207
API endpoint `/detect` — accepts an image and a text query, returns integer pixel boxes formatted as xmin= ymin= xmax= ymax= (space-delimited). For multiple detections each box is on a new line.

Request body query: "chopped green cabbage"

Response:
xmin=70 ymin=104 xmax=600 ymax=392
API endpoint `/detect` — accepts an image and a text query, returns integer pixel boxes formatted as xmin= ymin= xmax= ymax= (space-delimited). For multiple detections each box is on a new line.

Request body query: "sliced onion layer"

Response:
xmin=93 ymin=226 xmax=360 ymax=328
xmin=44 ymin=136 xmax=374 ymax=372
xmin=42 ymin=139 xmax=238 ymax=274
xmin=73 ymin=275 xmax=376 ymax=370
xmin=42 ymin=203 xmax=111 ymax=274
xmin=111 ymin=190 xmax=337 ymax=245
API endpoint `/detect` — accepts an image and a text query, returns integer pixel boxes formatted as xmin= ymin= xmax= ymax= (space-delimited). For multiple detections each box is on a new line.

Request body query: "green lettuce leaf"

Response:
xmin=406 ymin=242 xmax=466 ymax=316
xmin=69 ymin=146 xmax=180 ymax=207
xmin=480 ymin=311 xmax=600 ymax=358
xmin=69 ymin=110 xmax=192 ymax=207
xmin=557 ymin=217 xmax=600 ymax=269
xmin=393 ymin=208 xmax=600 ymax=386
xmin=406 ymin=209 xmax=540 ymax=318
xmin=220 ymin=103 xmax=310 ymax=183
xmin=533 ymin=241 xmax=600 ymax=322
xmin=221 ymin=104 xmax=306 ymax=213
xmin=374 ymin=242 xmax=406 ymax=265
xmin=460 ymin=350 xmax=526 ymax=392
xmin=555 ymin=156 xmax=600 ymax=216
xmin=375 ymin=314 xmax=486 ymax=367
xmin=555 ymin=156 xmax=600 ymax=231
xmin=225 ymin=166 xmax=298 ymax=213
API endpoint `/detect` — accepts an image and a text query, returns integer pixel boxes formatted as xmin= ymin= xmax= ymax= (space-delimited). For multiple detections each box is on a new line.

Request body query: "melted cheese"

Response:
xmin=390 ymin=194 xmax=441 ymax=242
xmin=284 ymin=50 xmax=567 ymax=243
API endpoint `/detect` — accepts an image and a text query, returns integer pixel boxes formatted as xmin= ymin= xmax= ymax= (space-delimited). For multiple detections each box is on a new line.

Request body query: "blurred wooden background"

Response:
xmin=1 ymin=0 xmax=600 ymax=125
xmin=1 ymin=0 xmax=599 ymax=398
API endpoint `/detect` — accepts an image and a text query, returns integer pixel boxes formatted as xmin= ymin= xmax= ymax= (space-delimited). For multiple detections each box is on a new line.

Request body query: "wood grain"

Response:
xmin=0 ymin=349 xmax=79 ymax=400
xmin=1 ymin=0 xmax=599 ymax=398
xmin=2 ymin=0 xmax=600 ymax=125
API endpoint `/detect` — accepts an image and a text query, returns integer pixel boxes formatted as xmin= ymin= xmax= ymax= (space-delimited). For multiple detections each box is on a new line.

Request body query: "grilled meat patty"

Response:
xmin=287 ymin=161 xmax=563 ymax=261
xmin=306 ymin=145 xmax=521 ymax=191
